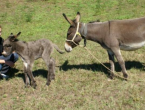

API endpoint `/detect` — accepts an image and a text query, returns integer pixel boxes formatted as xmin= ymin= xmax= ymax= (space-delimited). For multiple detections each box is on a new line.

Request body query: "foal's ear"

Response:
xmin=62 ymin=13 xmax=75 ymax=26
xmin=75 ymin=12 xmax=81 ymax=23
xmin=16 ymin=32 xmax=21 ymax=37
xmin=9 ymin=32 xmax=21 ymax=41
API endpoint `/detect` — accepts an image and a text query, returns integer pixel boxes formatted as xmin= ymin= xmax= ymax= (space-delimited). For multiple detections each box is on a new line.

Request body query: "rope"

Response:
xmin=78 ymin=45 xmax=145 ymax=82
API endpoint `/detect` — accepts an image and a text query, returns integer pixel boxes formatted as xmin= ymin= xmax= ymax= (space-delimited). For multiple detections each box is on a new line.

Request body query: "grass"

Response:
xmin=0 ymin=0 xmax=145 ymax=109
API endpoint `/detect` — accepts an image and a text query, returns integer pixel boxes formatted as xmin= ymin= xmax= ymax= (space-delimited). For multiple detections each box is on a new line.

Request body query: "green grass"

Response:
xmin=0 ymin=0 xmax=145 ymax=109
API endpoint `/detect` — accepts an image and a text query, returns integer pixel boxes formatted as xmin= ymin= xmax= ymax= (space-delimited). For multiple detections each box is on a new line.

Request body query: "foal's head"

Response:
xmin=63 ymin=12 xmax=83 ymax=52
xmin=2 ymin=32 xmax=21 ymax=56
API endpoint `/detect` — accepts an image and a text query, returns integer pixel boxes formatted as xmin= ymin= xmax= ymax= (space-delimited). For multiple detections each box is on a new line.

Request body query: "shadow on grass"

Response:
xmin=0 ymin=68 xmax=20 ymax=80
xmin=0 ymin=68 xmax=48 ymax=82
xmin=60 ymin=60 xmax=145 ymax=76
xmin=2 ymin=60 xmax=144 ymax=80
xmin=14 ymin=69 xmax=48 ymax=82
xmin=6 ymin=68 xmax=19 ymax=78
xmin=33 ymin=69 xmax=48 ymax=78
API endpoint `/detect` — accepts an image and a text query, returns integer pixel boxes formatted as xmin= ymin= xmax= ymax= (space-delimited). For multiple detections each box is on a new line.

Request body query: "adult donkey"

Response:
xmin=63 ymin=12 xmax=145 ymax=79
xmin=2 ymin=32 xmax=64 ymax=88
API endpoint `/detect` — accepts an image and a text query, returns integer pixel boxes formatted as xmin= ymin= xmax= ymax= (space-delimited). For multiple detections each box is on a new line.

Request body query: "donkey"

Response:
xmin=63 ymin=12 xmax=145 ymax=79
xmin=2 ymin=32 xmax=64 ymax=88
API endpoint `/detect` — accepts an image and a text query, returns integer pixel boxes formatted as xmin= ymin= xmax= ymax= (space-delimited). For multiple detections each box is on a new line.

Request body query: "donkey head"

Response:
xmin=2 ymin=32 xmax=21 ymax=56
xmin=63 ymin=12 xmax=83 ymax=52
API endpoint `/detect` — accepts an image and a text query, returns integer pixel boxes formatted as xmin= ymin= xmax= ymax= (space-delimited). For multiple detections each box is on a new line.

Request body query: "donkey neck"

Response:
xmin=79 ymin=22 xmax=109 ymax=44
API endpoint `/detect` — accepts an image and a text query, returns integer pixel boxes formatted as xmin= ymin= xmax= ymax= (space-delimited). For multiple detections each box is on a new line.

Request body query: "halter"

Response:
xmin=66 ymin=22 xmax=81 ymax=46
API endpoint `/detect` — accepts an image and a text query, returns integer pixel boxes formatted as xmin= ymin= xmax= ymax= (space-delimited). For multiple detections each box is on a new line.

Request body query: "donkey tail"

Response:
xmin=53 ymin=44 xmax=65 ymax=54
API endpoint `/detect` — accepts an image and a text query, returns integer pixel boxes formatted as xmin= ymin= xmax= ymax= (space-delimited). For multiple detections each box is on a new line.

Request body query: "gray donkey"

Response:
xmin=63 ymin=12 xmax=145 ymax=79
xmin=2 ymin=32 xmax=64 ymax=88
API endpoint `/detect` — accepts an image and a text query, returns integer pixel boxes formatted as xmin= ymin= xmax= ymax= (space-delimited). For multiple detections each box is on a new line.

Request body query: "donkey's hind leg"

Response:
xmin=49 ymin=58 xmax=55 ymax=81
xmin=42 ymin=57 xmax=51 ymax=86
xmin=111 ymin=47 xmax=128 ymax=79
xmin=46 ymin=58 xmax=55 ymax=85
xmin=107 ymin=50 xmax=115 ymax=79
xmin=43 ymin=57 xmax=55 ymax=86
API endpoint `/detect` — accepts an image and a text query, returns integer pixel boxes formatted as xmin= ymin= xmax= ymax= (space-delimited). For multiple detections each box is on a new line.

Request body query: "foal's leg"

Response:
xmin=44 ymin=58 xmax=51 ymax=86
xmin=45 ymin=58 xmax=55 ymax=85
xmin=27 ymin=62 xmax=37 ymax=88
xmin=42 ymin=56 xmax=52 ymax=86
xmin=23 ymin=63 xmax=30 ymax=87
xmin=111 ymin=47 xmax=128 ymax=78
xmin=107 ymin=50 xmax=115 ymax=79
xmin=49 ymin=58 xmax=55 ymax=81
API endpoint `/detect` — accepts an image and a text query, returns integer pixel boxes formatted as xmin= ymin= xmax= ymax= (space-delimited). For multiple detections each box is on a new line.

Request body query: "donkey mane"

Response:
xmin=89 ymin=19 xmax=100 ymax=23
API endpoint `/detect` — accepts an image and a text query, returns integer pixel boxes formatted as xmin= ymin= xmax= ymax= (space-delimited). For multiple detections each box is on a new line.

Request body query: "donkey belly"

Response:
xmin=120 ymin=41 xmax=145 ymax=51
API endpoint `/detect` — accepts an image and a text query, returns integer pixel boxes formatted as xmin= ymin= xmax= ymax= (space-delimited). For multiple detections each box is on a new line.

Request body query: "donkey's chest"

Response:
xmin=120 ymin=41 xmax=145 ymax=51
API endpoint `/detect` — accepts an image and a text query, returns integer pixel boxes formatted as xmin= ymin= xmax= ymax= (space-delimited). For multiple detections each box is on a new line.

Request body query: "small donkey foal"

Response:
xmin=2 ymin=32 xmax=64 ymax=88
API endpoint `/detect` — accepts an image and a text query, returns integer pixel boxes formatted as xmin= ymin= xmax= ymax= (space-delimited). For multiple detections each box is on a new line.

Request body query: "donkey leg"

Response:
xmin=111 ymin=48 xmax=128 ymax=78
xmin=43 ymin=57 xmax=51 ymax=86
xmin=27 ymin=63 xmax=37 ymax=88
xmin=46 ymin=62 xmax=51 ymax=86
xmin=23 ymin=65 xmax=30 ymax=87
xmin=107 ymin=50 xmax=115 ymax=79
xmin=49 ymin=58 xmax=55 ymax=81
xmin=23 ymin=62 xmax=30 ymax=87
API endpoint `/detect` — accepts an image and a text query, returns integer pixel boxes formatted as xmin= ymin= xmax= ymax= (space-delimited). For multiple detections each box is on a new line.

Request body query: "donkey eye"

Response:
xmin=5 ymin=45 xmax=11 ymax=47
xmin=67 ymin=33 xmax=71 ymax=36
xmin=7 ymin=45 xmax=11 ymax=47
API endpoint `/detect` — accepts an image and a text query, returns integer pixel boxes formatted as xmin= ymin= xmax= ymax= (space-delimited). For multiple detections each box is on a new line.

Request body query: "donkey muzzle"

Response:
xmin=65 ymin=43 xmax=72 ymax=52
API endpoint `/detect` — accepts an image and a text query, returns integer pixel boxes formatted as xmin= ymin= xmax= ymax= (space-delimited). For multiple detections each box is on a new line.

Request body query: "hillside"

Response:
xmin=0 ymin=0 xmax=145 ymax=109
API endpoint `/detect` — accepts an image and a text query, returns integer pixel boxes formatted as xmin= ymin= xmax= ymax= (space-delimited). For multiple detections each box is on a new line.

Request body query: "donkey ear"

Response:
xmin=75 ymin=12 xmax=81 ymax=23
xmin=9 ymin=32 xmax=21 ymax=42
xmin=16 ymin=32 xmax=21 ymax=37
xmin=63 ymin=13 xmax=75 ymax=26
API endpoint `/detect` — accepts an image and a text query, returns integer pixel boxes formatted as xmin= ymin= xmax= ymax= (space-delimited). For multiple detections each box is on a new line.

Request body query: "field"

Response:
xmin=0 ymin=0 xmax=145 ymax=109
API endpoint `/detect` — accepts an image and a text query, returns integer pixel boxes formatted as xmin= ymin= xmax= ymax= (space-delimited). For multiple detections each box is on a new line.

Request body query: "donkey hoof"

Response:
xmin=50 ymin=75 xmax=55 ymax=80
xmin=109 ymin=73 xmax=114 ymax=79
xmin=123 ymin=74 xmax=128 ymax=79
xmin=32 ymin=84 xmax=37 ymax=89
xmin=31 ymin=82 xmax=37 ymax=88
xmin=46 ymin=82 xmax=50 ymax=86
xmin=25 ymin=84 xmax=30 ymax=88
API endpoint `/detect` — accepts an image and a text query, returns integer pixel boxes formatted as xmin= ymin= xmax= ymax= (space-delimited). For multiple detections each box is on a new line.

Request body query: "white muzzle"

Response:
xmin=2 ymin=51 xmax=7 ymax=56
xmin=65 ymin=43 xmax=72 ymax=52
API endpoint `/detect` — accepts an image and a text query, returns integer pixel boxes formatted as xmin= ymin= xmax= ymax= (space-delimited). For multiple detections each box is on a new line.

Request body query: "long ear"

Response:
xmin=9 ymin=33 xmax=15 ymax=41
xmin=9 ymin=32 xmax=21 ymax=41
xmin=75 ymin=12 xmax=81 ymax=23
xmin=63 ymin=13 xmax=75 ymax=26
xmin=16 ymin=32 xmax=21 ymax=37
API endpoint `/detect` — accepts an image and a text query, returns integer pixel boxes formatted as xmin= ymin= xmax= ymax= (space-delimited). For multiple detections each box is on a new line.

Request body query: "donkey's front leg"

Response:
xmin=27 ymin=63 xmax=37 ymax=88
xmin=111 ymin=48 xmax=128 ymax=79
xmin=23 ymin=63 xmax=30 ymax=87
xmin=107 ymin=50 xmax=115 ymax=79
